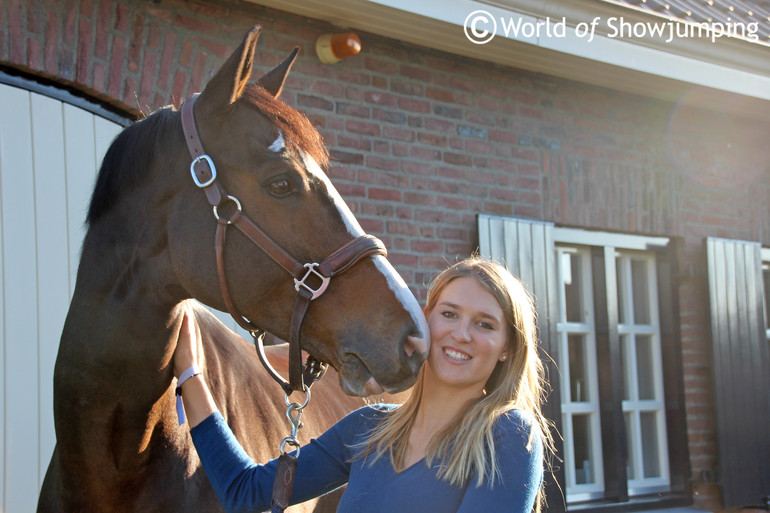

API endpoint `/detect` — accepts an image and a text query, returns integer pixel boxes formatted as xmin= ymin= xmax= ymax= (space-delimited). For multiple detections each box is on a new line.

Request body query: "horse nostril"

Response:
xmin=405 ymin=334 xmax=428 ymax=359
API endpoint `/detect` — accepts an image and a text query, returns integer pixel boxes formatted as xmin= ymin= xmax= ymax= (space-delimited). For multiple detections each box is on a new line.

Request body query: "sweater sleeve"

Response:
xmin=456 ymin=410 xmax=544 ymax=513
xmin=190 ymin=407 xmax=380 ymax=513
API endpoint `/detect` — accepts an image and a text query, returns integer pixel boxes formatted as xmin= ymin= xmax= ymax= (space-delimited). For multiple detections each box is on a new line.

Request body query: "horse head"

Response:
xmin=161 ymin=26 xmax=428 ymax=395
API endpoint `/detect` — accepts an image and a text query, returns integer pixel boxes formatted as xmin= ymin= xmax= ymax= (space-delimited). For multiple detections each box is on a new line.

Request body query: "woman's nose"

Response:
xmin=452 ymin=321 xmax=472 ymax=343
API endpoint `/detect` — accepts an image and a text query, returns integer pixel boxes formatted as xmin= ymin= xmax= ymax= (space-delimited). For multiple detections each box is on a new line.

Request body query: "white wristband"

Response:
xmin=176 ymin=365 xmax=202 ymax=425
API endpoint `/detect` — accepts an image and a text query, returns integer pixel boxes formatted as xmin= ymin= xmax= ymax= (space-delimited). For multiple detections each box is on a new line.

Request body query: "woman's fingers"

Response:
xmin=174 ymin=306 xmax=199 ymax=377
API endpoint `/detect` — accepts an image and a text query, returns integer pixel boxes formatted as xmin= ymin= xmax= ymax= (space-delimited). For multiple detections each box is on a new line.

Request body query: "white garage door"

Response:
xmin=0 ymin=76 xmax=255 ymax=513
xmin=0 ymin=78 xmax=124 ymax=512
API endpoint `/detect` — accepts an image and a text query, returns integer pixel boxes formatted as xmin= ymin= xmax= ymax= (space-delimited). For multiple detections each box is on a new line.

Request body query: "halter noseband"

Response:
xmin=180 ymin=94 xmax=387 ymax=395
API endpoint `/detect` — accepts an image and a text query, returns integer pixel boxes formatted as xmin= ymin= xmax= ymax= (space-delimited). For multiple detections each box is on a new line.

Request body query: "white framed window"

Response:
xmin=557 ymin=247 xmax=604 ymax=501
xmin=616 ymin=252 xmax=670 ymax=495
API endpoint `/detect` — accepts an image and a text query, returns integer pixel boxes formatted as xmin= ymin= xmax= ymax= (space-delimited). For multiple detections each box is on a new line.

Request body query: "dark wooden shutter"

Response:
xmin=478 ymin=214 xmax=566 ymax=512
xmin=706 ymin=237 xmax=770 ymax=507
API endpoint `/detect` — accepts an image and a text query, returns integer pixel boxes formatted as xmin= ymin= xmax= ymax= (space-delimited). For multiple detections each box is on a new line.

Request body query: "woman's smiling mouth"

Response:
xmin=443 ymin=347 xmax=471 ymax=361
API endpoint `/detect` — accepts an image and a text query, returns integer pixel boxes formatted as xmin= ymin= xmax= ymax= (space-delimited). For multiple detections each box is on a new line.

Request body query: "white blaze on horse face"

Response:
xmin=268 ymin=131 xmax=285 ymax=153
xmin=301 ymin=151 xmax=365 ymax=237
xmin=301 ymin=152 xmax=430 ymax=341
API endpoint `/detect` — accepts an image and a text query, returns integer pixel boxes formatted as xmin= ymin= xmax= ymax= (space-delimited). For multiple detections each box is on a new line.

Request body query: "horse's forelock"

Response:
xmin=241 ymin=84 xmax=329 ymax=170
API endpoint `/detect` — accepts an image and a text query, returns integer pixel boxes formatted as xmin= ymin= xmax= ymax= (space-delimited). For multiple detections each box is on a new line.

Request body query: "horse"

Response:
xmin=37 ymin=25 xmax=428 ymax=513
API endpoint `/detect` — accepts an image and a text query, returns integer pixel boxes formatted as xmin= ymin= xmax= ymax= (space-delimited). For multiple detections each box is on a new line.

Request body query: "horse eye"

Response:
xmin=269 ymin=178 xmax=292 ymax=197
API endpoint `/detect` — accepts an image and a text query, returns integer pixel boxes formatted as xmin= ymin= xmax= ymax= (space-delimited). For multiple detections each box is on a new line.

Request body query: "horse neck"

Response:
xmin=60 ymin=201 xmax=183 ymax=397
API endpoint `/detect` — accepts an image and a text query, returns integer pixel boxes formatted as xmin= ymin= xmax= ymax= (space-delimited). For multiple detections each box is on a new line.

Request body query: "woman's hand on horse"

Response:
xmin=174 ymin=306 xmax=201 ymax=378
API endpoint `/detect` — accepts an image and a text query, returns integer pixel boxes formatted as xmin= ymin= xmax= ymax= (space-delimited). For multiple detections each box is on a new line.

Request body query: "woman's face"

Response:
xmin=425 ymin=276 xmax=509 ymax=394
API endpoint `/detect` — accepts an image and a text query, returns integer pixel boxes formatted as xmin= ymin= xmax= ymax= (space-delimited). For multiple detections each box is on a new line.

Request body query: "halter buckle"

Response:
xmin=294 ymin=263 xmax=330 ymax=300
xmin=190 ymin=154 xmax=217 ymax=188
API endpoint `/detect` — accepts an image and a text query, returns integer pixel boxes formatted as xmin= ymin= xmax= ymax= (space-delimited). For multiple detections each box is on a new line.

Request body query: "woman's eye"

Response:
xmin=479 ymin=322 xmax=495 ymax=330
xmin=269 ymin=178 xmax=292 ymax=197
xmin=441 ymin=311 xmax=456 ymax=319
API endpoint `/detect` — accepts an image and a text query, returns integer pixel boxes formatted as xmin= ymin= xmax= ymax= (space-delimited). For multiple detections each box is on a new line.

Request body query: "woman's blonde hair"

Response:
xmin=362 ymin=257 xmax=554 ymax=512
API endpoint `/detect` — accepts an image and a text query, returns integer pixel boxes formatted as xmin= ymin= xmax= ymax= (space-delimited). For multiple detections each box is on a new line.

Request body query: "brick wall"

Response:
xmin=3 ymin=0 xmax=769 ymax=510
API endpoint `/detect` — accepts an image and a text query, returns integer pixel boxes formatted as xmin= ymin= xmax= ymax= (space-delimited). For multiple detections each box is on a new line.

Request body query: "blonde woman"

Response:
xmin=175 ymin=257 xmax=553 ymax=512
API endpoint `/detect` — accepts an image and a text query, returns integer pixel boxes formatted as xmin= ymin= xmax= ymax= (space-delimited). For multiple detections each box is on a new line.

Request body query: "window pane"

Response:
xmin=616 ymin=260 xmax=627 ymax=324
xmin=620 ymin=335 xmax=632 ymax=400
xmin=569 ymin=335 xmax=589 ymax=402
xmin=564 ymin=253 xmax=584 ymax=322
xmin=572 ymin=415 xmax=595 ymax=485
xmin=625 ymin=412 xmax=636 ymax=480
xmin=636 ymin=336 xmax=656 ymax=400
xmin=640 ymin=412 xmax=661 ymax=478
xmin=631 ymin=260 xmax=651 ymax=324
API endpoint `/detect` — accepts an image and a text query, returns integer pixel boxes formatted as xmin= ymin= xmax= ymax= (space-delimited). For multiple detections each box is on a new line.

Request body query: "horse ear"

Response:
xmin=197 ymin=25 xmax=261 ymax=112
xmin=257 ymin=47 xmax=299 ymax=98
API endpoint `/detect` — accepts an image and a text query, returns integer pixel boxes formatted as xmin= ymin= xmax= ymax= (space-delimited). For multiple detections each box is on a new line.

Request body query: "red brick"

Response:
xmin=43 ymin=8 xmax=60 ymax=75
xmin=76 ymin=17 xmax=93 ymax=84
xmin=398 ymin=97 xmax=430 ymax=114
xmin=359 ymin=218 xmax=384 ymax=233
xmin=8 ymin=0 xmax=24 ymax=63
xmin=28 ymin=0 xmax=43 ymax=33
xmin=79 ymin=0 xmax=94 ymax=17
xmin=26 ymin=38 xmax=41 ymax=70
xmin=346 ymin=120 xmax=381 ymax=137
xmin=426 ymin=86 xmax=454 ymax=103
xmin=409 ymin=147 xmax=441 ymax=161
xmin=334 ymin=184 xmax=366 ymax=198
xmin=190 ymin=50 xmax=206 ymax=92
xmin=364 ymin=90 xmax=397 ymax=106
xmin=364 ymin=56 xmax=398 ymax=75
xmin=489 ymin=129 xmax=516 ymax=143
xmin=426 ymin=117 xmax=454 ymax=132
xmin=438 ymin=196 xmax=468 ymax=210
xmin=93 ymin=62 xmax=106 ymax=92
xmin=138 ymin=50 xmax=157 ymax=112
xmin=366 ymin=156 xmax=399 ymax=171
xmin=400 ymin=65 xmax=431 ymax=82
xmin=108 ymin=36 xmax=126 ymax=99
xmin=391 ymin=79 xmax=423 ymax=96
xmin=383 ymin=126 xmax=414 ymax=142
xmin=401 ymin=162 xmax=433 ymax=176
xmin=387 ymin=222 xmax=420 ymax=236
xmin=123 ymin=75 xmax=137 ymax=108
xmin=145 ymin=5 xmax=173 ymax=23
xmin=337 ymin=70 xmax=370 ymax=86
xmin=442 ymin=152 xmax=471 ymax=166
xmin=114 ymin=2 xmax=129 ymax=32
xmin=195 ymin=37 xmax=229 ymax=59
xmin=412 ymin=240 xmax=444 ymax=254
xmin=388 ymin=252 xmax=419 ymax=267
xmin=174 ymin=14 xmax=219 ymax=36
xmin=417 ymin=132 xmax=447 ymax=147
xmin=171 ymin=69 xmax=187 ymax=105
xmin=368 ymin=188 xmax=402 ymax=202
xmin=157 ymin=30 xmax=176 ymax=91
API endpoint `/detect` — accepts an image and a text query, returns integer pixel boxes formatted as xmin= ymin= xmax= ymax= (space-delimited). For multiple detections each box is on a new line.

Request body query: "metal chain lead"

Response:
xmin=277 ymin=359 xmax=328 ymax=458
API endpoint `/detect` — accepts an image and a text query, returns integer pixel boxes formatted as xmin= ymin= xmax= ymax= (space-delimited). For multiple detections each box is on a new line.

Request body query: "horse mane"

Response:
xmin=86 ymin=107 xmax=177 ymax=226
xmin=86 ymin=85 xmax=329 ymax=227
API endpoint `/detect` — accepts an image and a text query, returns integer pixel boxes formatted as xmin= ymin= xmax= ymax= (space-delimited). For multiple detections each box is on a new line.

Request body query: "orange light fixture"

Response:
xmin=316 ymin=33 xmax=362 ymax=64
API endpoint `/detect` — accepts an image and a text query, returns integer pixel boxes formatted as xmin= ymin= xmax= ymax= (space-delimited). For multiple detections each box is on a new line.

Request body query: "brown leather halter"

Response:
xmin=180 ymin=94 xmax=387 ymax=395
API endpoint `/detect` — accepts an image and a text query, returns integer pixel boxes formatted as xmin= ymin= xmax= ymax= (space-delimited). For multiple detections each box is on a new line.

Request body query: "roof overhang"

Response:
xmin=248 ymin=0 xmax=770 ymax=120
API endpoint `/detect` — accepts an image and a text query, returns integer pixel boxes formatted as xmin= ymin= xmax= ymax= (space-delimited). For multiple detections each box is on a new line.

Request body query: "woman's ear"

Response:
xmin=499 ymin=353 xmax=508 ymax=362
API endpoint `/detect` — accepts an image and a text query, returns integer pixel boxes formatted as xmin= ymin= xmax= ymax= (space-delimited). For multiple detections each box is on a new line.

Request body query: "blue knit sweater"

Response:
xmin=190 ymin=405 xmax=543 ymax=513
